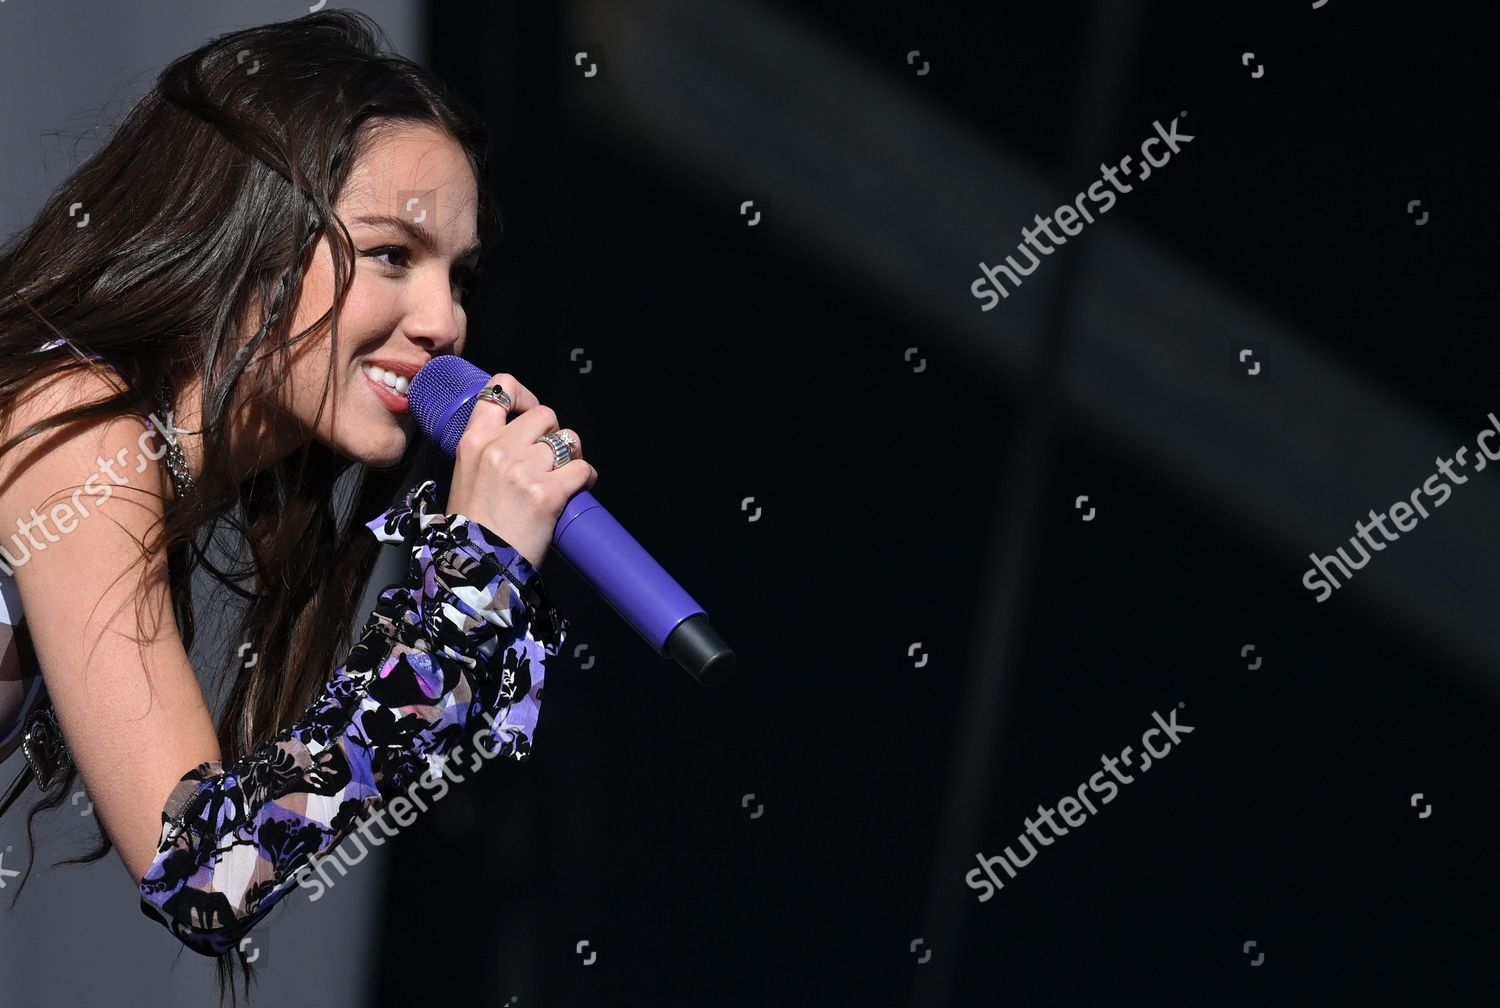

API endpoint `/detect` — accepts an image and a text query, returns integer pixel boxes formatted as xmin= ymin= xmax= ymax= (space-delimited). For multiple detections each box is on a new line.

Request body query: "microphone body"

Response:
xmin=408 ymin=356 xmax=734 ymax=685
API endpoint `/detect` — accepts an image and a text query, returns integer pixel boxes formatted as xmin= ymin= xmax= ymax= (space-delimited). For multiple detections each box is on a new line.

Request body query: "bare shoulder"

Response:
xmin=0 ymin=359 xmax=160 ymax=520
xmin=0 ymin=358 xmax=219 ymax=884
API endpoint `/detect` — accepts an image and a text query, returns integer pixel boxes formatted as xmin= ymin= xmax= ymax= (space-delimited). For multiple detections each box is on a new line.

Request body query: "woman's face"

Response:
xmin=274 ymin=121 xmax=480 ymax=469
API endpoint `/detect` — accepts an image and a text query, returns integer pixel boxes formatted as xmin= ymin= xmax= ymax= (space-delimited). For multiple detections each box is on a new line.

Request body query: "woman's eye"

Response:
xmin=453 ymin=266 xmax=479 ymax=300
xmin=363 ymin=245 xmax=477 ymax=300
xmin=366 ymin=245 xmax=411 ymax=269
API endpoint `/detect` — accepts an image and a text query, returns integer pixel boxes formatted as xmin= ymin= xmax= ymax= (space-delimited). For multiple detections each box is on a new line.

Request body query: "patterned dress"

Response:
xmin=136 ymin=478 xmax=567 ymax=956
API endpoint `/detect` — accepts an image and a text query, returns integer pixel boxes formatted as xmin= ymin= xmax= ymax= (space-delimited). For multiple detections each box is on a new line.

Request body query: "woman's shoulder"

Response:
xmin=0 ymin=357 xmax=162 ymax=539
xmin=0 ymin=352 xmax=139 ymax=483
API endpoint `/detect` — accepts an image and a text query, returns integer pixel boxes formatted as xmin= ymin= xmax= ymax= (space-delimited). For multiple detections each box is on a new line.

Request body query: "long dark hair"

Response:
xmin=0 ymin=11 xmax=497 ymax=1005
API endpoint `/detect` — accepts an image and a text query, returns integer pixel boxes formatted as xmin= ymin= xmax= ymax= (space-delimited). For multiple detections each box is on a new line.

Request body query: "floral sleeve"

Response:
xmin=136 ymin=480 xmax=567 ymax=957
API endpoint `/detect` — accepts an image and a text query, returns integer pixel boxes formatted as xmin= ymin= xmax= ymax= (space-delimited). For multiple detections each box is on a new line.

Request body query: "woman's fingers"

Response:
xmin=542 ymin=428 xmax=582 ymax=459
xmin=444 ymin=371 xmax=595 ymax=566
xmin=456 ymin=372 xmax=535 ymax=450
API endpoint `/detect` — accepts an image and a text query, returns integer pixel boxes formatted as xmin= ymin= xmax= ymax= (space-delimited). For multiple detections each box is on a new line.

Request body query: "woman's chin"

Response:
xmin=365 ymin=445 xmax=413 ymax=469
xmin=333 ymin=433 xmax=413 ymax=469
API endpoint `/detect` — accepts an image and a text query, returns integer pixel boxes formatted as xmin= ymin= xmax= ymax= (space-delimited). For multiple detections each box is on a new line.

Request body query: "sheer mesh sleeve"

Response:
xmin=136 ymin=479 xmax=567 ymax=956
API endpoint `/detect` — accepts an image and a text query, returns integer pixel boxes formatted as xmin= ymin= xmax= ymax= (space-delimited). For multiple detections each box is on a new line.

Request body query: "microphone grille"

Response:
xmin=409 ymin=355 xmax=491 ymax=457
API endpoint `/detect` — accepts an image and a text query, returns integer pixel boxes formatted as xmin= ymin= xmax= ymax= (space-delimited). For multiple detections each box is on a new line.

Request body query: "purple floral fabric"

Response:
xmin=137 ymin=479 xmax=567 ymax=956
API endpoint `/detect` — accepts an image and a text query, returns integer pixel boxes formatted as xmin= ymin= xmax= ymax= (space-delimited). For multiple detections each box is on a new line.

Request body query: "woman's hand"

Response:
xmin=443 ymin=373 xmax=597 ymax=570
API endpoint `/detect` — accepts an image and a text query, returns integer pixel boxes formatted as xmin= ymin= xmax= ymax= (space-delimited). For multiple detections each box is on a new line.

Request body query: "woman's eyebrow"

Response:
xmin=349 ymin=212 xmax=481 ymax=262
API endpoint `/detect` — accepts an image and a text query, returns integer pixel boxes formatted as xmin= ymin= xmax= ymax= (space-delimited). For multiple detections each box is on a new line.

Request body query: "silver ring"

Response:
xmin=476 ymin=384 xmax=512 ymax=411
xmin=536 ymin=431 xmax=574 ymax=470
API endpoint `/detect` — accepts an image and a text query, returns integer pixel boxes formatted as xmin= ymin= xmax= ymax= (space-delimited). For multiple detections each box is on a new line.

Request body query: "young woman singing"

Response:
xmin=0 ymin=10 xmax=595 ymax=1003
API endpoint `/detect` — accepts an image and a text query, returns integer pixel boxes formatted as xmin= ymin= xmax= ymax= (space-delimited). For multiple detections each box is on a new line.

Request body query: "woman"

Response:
xmin=0 ymin=10 xmax=595 ymax=1004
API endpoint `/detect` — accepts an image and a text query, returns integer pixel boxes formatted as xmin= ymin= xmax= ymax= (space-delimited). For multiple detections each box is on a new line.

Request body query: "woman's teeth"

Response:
xmin=363 ymin=363 xmax=410 ymax=397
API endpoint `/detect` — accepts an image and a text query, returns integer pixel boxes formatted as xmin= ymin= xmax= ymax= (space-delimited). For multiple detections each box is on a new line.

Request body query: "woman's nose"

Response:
xmin=402 ymin=277 xmax=464 ymax=353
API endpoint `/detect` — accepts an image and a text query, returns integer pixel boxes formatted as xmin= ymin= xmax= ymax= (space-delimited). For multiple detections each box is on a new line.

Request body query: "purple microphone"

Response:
xmin=408 ymin=355 xmax=734 ymax=686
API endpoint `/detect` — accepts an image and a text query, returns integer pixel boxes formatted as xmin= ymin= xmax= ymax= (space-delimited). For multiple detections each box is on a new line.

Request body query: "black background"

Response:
xmin=370 ymin=2 xmax=1500 ymax=1005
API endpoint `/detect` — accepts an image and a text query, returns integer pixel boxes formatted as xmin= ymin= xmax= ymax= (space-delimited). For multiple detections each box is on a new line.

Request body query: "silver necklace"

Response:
xmin=156 ymin=379 xmax=194 ymax=497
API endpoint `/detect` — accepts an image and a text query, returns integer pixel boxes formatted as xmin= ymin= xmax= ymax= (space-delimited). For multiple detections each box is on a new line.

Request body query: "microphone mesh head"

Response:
xmin=409 ymin=355 xmax=491 ymax=457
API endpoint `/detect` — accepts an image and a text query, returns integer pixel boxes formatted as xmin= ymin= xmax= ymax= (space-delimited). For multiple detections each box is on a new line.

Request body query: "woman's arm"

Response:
xmin=0 ymin=369 xmax=224 ymax=882
xmin=137 ymin=476 xmax=564 ymax=955
xmin=0 ymin=368 xmax=566 ymax=956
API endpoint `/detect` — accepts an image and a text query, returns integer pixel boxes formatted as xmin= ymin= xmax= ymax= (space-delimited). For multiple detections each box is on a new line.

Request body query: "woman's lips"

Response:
xmin=363 ymin=369 xmax=410 ymax=414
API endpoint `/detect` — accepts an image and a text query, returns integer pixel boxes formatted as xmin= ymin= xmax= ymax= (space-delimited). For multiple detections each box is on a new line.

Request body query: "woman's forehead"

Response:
xmin=344 ymin=124 xmax=477 ymax=210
